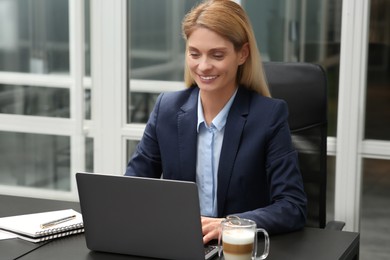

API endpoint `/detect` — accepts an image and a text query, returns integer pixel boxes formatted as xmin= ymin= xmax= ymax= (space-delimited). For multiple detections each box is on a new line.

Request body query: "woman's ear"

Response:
xmin=238 ymin=43 xmax=249 ymax=65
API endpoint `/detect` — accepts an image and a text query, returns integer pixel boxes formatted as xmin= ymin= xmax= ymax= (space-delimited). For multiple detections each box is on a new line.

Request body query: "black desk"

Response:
xmin=0 ymin=195 xmax=359 ymax=260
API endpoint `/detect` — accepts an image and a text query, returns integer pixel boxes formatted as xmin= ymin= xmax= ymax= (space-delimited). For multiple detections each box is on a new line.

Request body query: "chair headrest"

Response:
xmin=263 ymin=62 xmax=327 ymax=131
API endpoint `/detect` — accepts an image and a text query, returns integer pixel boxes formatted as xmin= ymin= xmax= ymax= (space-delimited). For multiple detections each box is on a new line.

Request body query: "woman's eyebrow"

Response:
xmin=188 ymin=46 xmax=199 ymax=51
xmin=188 ymin=46 xmax=228 ymax=52
xmin=208 ymin=47 xmax=228 ymax=52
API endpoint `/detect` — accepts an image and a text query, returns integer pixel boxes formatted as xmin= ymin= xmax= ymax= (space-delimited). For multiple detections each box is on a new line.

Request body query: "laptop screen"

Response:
xmin=76 ymin=172 xmax=216 ymax=260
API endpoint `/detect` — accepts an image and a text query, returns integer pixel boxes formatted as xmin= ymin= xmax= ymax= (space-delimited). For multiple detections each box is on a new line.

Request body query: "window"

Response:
xmin=126 ymin=0 xmax=197 ymax=125
xmin=0 ymin=0 xmax=90 ymax=197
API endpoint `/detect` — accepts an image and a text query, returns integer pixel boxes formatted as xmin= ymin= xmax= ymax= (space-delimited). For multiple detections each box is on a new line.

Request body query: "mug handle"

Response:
xmin=253 ymin=228 xmax=270 ymax=259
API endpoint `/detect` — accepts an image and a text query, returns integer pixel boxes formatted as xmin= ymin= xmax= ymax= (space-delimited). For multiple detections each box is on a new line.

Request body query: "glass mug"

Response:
xmin=219 ymin=217 xmax=270 ymax=260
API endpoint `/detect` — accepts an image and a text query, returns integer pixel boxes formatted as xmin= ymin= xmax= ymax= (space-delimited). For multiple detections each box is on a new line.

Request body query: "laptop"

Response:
xmin=76 ymin=172 xmax=218 ymax=260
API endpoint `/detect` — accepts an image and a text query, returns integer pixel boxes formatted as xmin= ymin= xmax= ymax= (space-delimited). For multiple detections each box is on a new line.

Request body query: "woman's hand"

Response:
xmin=201 ymin=216 xmax=225 ymax=244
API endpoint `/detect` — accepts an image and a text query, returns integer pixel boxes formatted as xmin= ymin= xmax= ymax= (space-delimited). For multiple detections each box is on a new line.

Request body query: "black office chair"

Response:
xmin=263 ymin=62 xmax=345 ymax=230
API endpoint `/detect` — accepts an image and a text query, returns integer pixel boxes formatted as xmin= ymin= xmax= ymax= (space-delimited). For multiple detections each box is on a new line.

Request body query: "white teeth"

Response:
xmin=200 ymin=75 xmax=217 ymax=80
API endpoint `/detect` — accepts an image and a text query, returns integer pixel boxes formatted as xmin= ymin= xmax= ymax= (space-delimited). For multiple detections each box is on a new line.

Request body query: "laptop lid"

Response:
xmin=76 ymin=172 xmax=210 ymax=260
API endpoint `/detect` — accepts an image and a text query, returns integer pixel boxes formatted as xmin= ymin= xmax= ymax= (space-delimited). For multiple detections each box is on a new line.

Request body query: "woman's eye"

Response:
xmin=213 ymin=53 xmax=224 ymax=59
xmin=189 ymin=52 xmax=200 ymax=58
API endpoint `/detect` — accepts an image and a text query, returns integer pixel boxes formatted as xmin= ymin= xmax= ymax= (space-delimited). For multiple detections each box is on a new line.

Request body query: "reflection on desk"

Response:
xmin=16 ymin=228 xmax=359 ymax=260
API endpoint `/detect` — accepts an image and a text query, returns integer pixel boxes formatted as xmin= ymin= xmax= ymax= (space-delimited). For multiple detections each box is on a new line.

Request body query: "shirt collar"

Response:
xmin=197 ymin=88 xmax=238 ymax=132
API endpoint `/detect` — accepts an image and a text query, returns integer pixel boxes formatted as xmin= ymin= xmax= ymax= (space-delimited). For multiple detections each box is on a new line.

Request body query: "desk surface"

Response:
xmin=0 ymin=195 xmax=359 ymax=260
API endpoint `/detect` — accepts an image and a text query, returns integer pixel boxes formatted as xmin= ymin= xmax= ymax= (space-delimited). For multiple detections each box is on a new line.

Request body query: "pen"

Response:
xmin=40 ymin=215 xmax=76 ymax=229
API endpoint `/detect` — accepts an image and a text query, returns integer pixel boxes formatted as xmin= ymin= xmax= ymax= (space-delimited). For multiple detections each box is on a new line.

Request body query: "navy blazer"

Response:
xmin=125 ymin=86 xmax=307 ymax=234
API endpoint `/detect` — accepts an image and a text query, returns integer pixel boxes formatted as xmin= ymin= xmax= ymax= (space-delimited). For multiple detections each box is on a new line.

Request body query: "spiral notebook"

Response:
xmin=0 ymin=209 xmax=84 ymax=243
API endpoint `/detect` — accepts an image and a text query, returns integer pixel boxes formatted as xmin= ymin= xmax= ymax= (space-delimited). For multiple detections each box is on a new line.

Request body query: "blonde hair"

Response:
xmin=182 ymin=0 xmax=271 ymax=97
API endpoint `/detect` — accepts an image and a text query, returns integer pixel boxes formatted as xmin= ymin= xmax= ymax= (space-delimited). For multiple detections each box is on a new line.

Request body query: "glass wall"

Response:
xmin=127 ymin=0 xmax=197 ymax=124
xmin=0 ymin=0 xmax=69 ymax=74
xmin=326 ymin=156 xmax=336 ymax=221
xmin=0 ymin=84 xmax=70 ymax=117
xmin=0 ymin=131 xmax=70 ymax=190
xmin=365 ymin=0 xmax=390 ymax=141
xmin=360 ymin=0 xmax=390 ymax=258
xmin=0 ymin=0 xmax=91 ymax=193
xmin=128 ymin=0 xmax=193 ymax=81
xmin=0 ymin=0 xmax=71 ymax=191
xmin=360 ymin=159 xmax=390 ymax=259
xmin=244 ymin=0 xmax=342 ymax=136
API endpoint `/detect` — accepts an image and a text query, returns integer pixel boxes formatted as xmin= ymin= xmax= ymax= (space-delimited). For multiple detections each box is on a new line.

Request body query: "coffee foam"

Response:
xmin=222 ymin=229 xmax=254 ymax=244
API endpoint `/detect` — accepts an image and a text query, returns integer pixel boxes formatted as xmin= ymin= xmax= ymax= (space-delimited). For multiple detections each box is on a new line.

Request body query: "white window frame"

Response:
xmin=335 ymin=0 xmax=370 ymax=232
xmin=90 ymin=0 xmax=126 ymax=175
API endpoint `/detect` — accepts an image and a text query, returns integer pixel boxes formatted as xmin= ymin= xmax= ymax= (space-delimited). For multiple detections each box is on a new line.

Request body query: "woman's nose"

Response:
xmin=198 ymin=58 xmax=212 ymax=71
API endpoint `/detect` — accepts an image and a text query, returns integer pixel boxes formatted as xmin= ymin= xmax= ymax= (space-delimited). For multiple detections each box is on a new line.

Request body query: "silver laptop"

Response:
xmin=76 ymin=172 xmax=218 ymax=260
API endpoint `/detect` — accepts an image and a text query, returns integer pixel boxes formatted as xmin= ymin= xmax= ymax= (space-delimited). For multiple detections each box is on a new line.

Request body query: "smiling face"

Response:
xmin=186 ymin=27 xmax=248 ymax=96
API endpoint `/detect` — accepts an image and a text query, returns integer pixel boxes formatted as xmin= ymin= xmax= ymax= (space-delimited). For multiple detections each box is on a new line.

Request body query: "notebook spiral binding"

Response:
xmin=35 ymin=223 xmax=84 ymax=237
xmin=34 ymin=228 xmax=85 ymax=242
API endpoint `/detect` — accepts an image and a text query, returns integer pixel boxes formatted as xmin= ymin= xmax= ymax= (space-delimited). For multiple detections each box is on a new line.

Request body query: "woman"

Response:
xmin=125 ymin=0 xmax=307 ymax=244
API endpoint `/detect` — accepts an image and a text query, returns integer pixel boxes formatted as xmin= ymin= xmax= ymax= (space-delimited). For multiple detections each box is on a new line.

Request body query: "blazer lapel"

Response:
xmin=217 ymin=88 xmax=250 ymax=216
xmin=177 ymin=88 xmax=199 ymax=182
